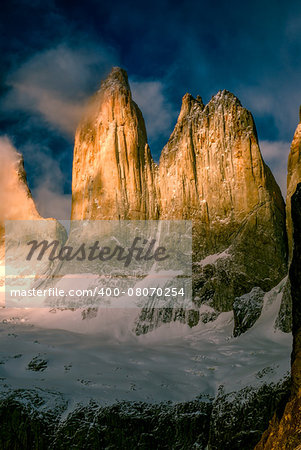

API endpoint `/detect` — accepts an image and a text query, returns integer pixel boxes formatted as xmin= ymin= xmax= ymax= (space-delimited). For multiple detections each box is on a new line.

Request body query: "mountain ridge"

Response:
xmin=69 ymin=67 xmax=288 ymax=318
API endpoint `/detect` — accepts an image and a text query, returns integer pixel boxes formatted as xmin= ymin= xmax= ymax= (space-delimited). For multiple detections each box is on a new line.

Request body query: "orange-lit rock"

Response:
xmin=158 ymin=89 xmax=286 ymax=254
xmin=71 ymin=67 xmax=158 ymax=220
xmin=70 ymin=68 xmax=288 ymax=312
xmin=157 ymin=89 xmax=287 ymax=309
xmin=287 ymin=121 xmax=301 ymax=257
xmin=0 ymin=138 xmax=66 ymax=305
xmin=0 ymin=138 xmax=40 ymax=223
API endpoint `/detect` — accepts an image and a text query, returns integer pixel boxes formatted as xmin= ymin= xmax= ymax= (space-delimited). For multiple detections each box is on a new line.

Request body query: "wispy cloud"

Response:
xmin=0 ymin=137 xmax=37 ymax=221
xmin=0 ymin=40 xmax=118 ymax=219
xmin=3 ymin=43 xmax=118 ymax=136
xmin=259 ymin=140 xmax=290 ymax=196
xmin=2 ymin=0 xmax=300 ymax=216
xmin=33 ymin=186 xmax=71 ymax=220
xmin=19 ymin=141 xmax=72 ymax=219
xmin=0 ymin=137 xmax=70 ymax=222
xmin=130 ymin=79 xmax=176 ymax=156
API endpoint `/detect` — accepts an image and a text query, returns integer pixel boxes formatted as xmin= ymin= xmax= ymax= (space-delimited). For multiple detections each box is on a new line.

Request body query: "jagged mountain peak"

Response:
xmin=98 ymin=66 xmax=130 ymax=97
xmin=181 ymin=92 xmax=202 ymax=105
xmin=181 ymin=92 xmax=195 ymax=104
xmin=71 ymin=68 xmax=287 ymax=312
xmin=177 ymin=92 xmax=204 ymax=122
xmin=200 ymin=89 xmax=244 ymax=118
xmin=209 ymin=89 xmax=242 ymax=106
xmin=173 ymin=89 xmax=247 ymax=135
xmin=71 ymin=67 xmax=157 ymax=221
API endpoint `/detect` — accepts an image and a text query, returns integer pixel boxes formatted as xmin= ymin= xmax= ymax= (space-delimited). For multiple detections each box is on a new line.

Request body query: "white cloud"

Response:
xmin=0 ymin=137 xmax=38 ymax=221
xmin=22 ymin=143 xmax=72 ymax=219
xmin=260 ymin=140 xmax=290 ymax=196
xmin=33 ymin=186 xmax=71 ymax=220
xmin=4 ymin=43 xmax=118 ymax=135
xmin=130 ymin=79 xmax=175 ymax=140
xmin=260 ymin=140 xmax=290 ymax=161
xmin=239 ymin=84 xmax=301 ymax=142
xmin=0 ymin=41 xmax=118 ymax=219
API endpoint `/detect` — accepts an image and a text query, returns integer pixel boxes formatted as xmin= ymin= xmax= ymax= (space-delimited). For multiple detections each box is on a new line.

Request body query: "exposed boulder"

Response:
xmin=233 ymin=287 xmax=265 ymax=337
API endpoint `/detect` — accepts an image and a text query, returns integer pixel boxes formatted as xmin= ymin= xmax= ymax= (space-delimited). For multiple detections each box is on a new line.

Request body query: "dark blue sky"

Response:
xmin=1 ymin=0 xmax=301 ymax=217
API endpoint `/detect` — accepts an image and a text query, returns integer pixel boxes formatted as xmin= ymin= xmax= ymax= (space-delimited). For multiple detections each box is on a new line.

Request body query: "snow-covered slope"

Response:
xmin=0 ymin=278 xmax=291 ymax=407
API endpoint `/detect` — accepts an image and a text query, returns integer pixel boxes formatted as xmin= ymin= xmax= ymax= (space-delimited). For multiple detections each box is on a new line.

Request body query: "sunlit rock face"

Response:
xmin=0 ymin=139 xmax=41 ymax=303
xmin=70 ymin=67 xmax=288 ymax=314
xmin=157 ymin=89 xmax=287 ymax=310
xmin=158 ymin=90 xmax=284 ymax=250
xmin=0 ymin=138 xmax=67 ymax=305
xmin=71 ymin=67 xmax=158 ymax=220
xmin=287 ymin=120 xmax=301 ymax=257
xmin=0 ymin=137 xmax=41 ymax=273
xmin=0 ymin=138 xmax=40 ymax=224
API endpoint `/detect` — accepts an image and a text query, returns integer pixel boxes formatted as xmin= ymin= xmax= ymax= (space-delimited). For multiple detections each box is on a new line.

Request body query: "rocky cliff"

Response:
xmin=70 ymin=67 xmax=287 ymax=318
xmin=0 ymin=379 xmax=290 ymax=450
xmin=290 ymin=184 xmax=301 ymax=397
xmin=255 ymin=183 xmax=301 ymax=449
xmin=0 ymin=138 xmax=41 ymax=224
xmin=0 ymin=138 xmax=66 ymax=306
xmin=287 ymin=118 xmax=301 ymax=257
xmin=71 ymin=67 xmax=158 ymax=220
xmin=0 ymin=74 xmax=295 ymax=445
xmin=158 ymin=90 xmax=285 ymax=254
xmin=157 ymin=88 xmax=287 ymax=311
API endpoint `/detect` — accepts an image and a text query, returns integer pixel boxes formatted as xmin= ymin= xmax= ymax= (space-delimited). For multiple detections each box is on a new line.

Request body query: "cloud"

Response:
xmin=20 ymin=141 xmax=72 ymax=219
xmin=130 ymin=79 xmax=176 ymax=148
xmin=0 ymin=136 xmax=21 ymax=165
xmin=0 ymin=137 xmax=38 ymax=221
xmin=259 ymin=140 xmax=290 ymax=196
xmin=33 ymin=186 xmax=71 ymax=221
xmin=2 ymin=2 xmax=299 ymax=213
xmin=3 ymin=43 xmax=118 ymax=136
xmin=0 ymin=136 xmax=72 ymax=221
xmin=0 ymin=39 xmax=119 ymax=220
xmin=239 ymin=85 xmax=301 ymax=142
xmin=260 ymin=140 xmax=290 ymax=161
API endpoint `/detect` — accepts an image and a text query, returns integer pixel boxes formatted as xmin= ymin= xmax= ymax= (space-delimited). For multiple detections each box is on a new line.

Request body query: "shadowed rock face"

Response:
xmin=255 ymin=183 xmax=301 ymax=449
xmin=287 ymin=122 xmax=301 ymax=257
xmin=0 ymin=379 xmax=290 ymax=450
xmin=233 ymin=287 xmax=265 ymax=337
xmin=70 ymin=67 xmax=287 ymax=313
xmin=290 ymin=183 xmax=301 ymax=394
